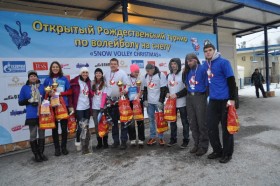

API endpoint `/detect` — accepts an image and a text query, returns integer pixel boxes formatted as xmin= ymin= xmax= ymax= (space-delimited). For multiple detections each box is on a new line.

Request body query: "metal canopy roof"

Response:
xmin=0 ymin=0 xmax=280 ymax=37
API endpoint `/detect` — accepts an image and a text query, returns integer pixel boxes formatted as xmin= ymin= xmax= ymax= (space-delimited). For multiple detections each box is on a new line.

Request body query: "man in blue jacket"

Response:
xmin=203 ymin=43 xmax=237 ymax=163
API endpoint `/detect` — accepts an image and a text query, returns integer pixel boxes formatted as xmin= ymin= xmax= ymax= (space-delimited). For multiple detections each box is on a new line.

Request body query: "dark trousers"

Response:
xmin=108 ymin=105 xmax=128 ymax=144
xmin=186 ymin=94 xmax=208 ymax=150
xmin=169 ymin=106 xmax=189 ymax=142
xmin=75 ymin=109 xmax=90 ymax=142
xmin=207 ymin=99 xmax=234 ymax=156
xmin=52 ymin=119 xmax=68 ymax=149
xmin=255 ymin=84 xmax=266 ymax=98
xmin=128 ymin=100 xmax=145 ymax=141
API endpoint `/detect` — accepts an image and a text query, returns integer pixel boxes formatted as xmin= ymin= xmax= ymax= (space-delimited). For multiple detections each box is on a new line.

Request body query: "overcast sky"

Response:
xmin=236 ymin=0 xmax=280 ymax=48
xmin=236 ymin=27 xmax=280 ymax=48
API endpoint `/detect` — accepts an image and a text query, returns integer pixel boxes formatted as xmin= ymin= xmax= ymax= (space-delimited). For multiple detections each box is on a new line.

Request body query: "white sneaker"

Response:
xmin=75 ymin=141 xmax=81 ymax=152
xmin=130 ymin=140 xmax=137 ymax=146
xmin=138 ymin=140 xmax=144 ymax=146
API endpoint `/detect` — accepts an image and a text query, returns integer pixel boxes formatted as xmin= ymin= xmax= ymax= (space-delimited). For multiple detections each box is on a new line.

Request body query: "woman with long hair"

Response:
xmin=43 ymin=61 xmax=72 ymax=156
xmin=70 ymin=67 xmax=93 ymax=154
xmin=91 ymin=68 xmax=109 ymax=149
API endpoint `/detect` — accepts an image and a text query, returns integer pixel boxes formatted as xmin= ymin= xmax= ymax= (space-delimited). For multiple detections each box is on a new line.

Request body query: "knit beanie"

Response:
xmin=80 ymin=67 xmax=89 ymax=74
xmin=28 ymin=70 xmax=38 ymax=78
xmin=94 ymin=68 xmax=103 ymax=75
xmin=130 ymin=64 xmax=140 ymax=73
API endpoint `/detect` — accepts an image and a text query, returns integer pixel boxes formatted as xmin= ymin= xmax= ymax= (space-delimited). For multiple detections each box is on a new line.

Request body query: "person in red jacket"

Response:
xmin=70 ymin=67 xmax=93 ymax=154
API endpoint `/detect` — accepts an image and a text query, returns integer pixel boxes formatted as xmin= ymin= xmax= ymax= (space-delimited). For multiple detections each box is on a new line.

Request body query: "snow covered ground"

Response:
xmin=0 ymin=84 xmax=279 ymax=186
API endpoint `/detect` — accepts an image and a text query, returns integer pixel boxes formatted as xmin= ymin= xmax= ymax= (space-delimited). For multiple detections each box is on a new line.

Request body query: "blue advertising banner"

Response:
xmin=0 ymin=10 xmax=216 ymax=145
xmin=0 ymin=11 xmax=216 ymax=59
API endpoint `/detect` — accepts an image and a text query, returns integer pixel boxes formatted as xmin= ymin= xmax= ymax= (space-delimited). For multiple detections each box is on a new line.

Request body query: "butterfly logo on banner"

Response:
xmin=4 ymin=21 xmax=31 ymax=50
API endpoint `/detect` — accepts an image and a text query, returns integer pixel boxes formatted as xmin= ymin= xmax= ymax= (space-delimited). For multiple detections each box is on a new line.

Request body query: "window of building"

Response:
xmin=241 ymin=56 xmax=246 ymax=61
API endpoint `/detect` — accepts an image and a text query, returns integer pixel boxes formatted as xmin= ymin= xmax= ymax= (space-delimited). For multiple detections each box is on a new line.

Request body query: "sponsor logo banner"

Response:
xmin=0 ymin=103 xmax=8 ymax=113
xmin=33 ymin=62 xmax=48 ymax=70
xmin=147 ymin=61 xmax=155 ymax=66
xmin=8 ymin=76 xmax=25 ymax=87
xmin=76 ymin=63 xmax=89 ymax=68
xmin=95 ymin=63 xmax=110 ymax=67
xmin=2 ymin=61 xmax=26 ymax=73
xmin=131 ymin=60 xmax=144 ymax=68
xmin=10 ymin=109 xmax=26 ymax=116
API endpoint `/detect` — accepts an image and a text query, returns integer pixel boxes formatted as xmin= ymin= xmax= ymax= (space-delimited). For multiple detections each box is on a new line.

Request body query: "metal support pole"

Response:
xmin=264 ymin=25 xmax=270 ymax=92
xmin=122 ymin=0 xmax=128 ymax=23
xmin=213 ymin=17 xmax=219 ymax=51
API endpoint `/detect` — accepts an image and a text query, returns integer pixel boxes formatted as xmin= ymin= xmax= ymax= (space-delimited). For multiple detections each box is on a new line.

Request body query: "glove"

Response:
xmin=157 ymin=102 xmax=164 ymax=111
xmin=143 ymin=101 xmax=148 ymax=108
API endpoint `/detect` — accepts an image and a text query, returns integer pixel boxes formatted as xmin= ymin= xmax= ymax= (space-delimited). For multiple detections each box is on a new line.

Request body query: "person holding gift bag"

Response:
xmin=202 ymin=43 xmax=237 ymax=163
xmin=166 ymin=58 xmax=190 ymax=149
xmin=70 ymin=67 xmax=93 ymax=154
xmin=44 ymin=61 xmax=72 ymax=156
xmin=127 ymin=64 xmax=145 ymax=147
xmin=184 ymin=53 xmax=209 ymax=156
xmin=19 ymin=70 xmax=47 ymax=162
xmin=143 ymin=64 xmax=168 ymax=146
xmin=91 ymin=68 xmax=109 ymax=149
xmin=104 ymin=58 xmax=130 ymax=150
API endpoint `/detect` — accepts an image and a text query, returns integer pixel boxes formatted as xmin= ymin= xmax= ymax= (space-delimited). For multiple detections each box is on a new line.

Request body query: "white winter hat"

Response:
xmin=80 ymin=67 xmax=89 ymax=75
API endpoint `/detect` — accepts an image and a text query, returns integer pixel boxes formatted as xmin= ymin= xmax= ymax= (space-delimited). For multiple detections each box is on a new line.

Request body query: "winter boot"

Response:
xmin=37 ymin=139 xmax=48 ymax=161
xmin=82 ymin=140 xmax=90 ymax=154
xmin=96 ymin=137 xmax=103 ymax=149
xmin=75 ymin=140 xmax=82 ymax=152
xmin=30 ymin=140 xmax=42 ymax=162
xmin=52 ymin=130 xmax=61 ymax=156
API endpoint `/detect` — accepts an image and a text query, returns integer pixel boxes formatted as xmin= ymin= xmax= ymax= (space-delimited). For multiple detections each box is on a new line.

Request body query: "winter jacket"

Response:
xmin=69 ymin=75 xmax=93 ymax=111
xmin=251 ymin=72 xmax=265 ymax=85
xmin=18 ymin=81 xmax=45 ymax=119
xmin=43 ymin=76 xmax=72 ymax=106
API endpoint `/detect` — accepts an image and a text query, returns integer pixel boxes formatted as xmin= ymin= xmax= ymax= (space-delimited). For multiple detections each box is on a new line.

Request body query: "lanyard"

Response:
xmin=206 ymin=60 xmax=211 ymax=70
xmin=191 ymin=65 xmax=198 ymax=82
xmin=149 ymin=75 xmax=153 ymax=84
xmin=172 ymin=73 xmax=175 ymax=81
xmin=130 ymin=76 xmax=137 ymax=86
xmin=110 ymin=71 xmax=115 ymax=82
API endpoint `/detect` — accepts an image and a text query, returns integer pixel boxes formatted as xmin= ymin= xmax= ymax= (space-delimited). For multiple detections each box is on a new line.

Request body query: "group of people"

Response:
xmin=19 ymin=43 xmax=237 ymax=164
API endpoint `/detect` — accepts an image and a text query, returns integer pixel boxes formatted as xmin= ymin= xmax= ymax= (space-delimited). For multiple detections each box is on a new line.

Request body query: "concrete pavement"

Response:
xmin=0 ymin=85 xmax=279 ymax=186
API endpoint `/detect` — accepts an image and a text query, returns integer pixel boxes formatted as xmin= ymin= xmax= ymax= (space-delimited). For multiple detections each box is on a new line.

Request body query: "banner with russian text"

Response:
xmin=0 ymin=10 xmax=216 ymax=145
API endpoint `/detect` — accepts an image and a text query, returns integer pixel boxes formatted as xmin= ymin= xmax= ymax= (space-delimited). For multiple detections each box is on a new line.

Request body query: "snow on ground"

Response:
xmin=0 ymin=84 xmax=279 ymax=186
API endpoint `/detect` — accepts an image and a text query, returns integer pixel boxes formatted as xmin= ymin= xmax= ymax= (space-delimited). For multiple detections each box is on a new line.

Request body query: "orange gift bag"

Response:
xmin=227 ymin=105 xmax=240 ymax=134
xmin=155 ymin=111 xmax=169 ymax=134
xmin=55 ymin=97 xmax=69 ymax=120
xmin=39 ymin=105 xmax=56 ymax=129
xmin=98 ymin=114 xmax=109 ymax=138
xmin=50 ymin=94 xmax=60 ymax=107
xmin=67 ymin=114 xmax=77 ymax=134
xmin=133 ymin=99 xmax=144 ymax=121
xmin=118 ymin=97 xmax=133 ymax=122
xmin=164 ymin=98 xmax=177 ymax=122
